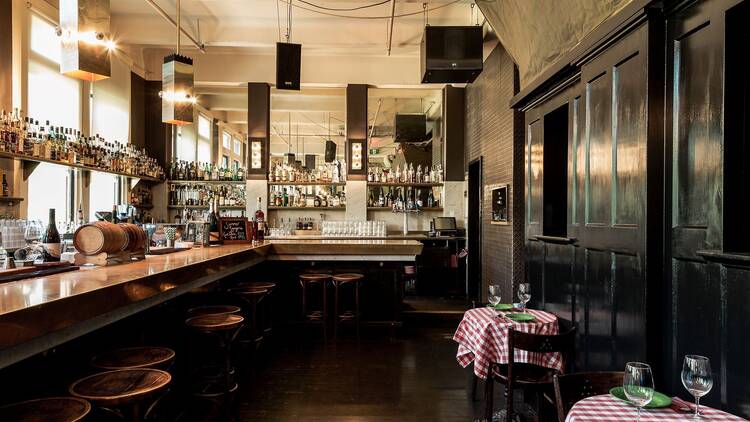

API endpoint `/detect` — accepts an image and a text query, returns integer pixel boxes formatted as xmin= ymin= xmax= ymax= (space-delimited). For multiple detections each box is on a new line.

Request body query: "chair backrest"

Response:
xmin=553 ymin=371 xmax=624 ymax=422
xmin=508 ymin=324 xmax=576 ymax=359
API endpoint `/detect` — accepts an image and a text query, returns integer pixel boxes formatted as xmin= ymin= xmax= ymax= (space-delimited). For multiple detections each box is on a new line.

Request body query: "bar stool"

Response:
xmin=0 ymin=397 xmax=91 ymax=422
xmin=187 ymin=304 xmax=242 ymax=318
xmin=91 ymin=346 xmax=176 ymax=371
xmin=69 ymin=368 xmax=171 ymax=422
xmin=185 ymin=313 xmax=243 ymax=416
xmin=332 ymin=273 xmax=364 ymax=340
xmin=227 ymin=282 xmax=276 ymax=347
xmin=299 ymin=273 xmax=331 ymax=340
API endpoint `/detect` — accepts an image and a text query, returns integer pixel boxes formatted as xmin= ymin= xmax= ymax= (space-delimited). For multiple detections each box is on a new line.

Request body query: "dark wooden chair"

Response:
xmin=485 ymin=325 xmax=576 ymax=422
xmin=553 ymin=371 xmax=624 ymax=422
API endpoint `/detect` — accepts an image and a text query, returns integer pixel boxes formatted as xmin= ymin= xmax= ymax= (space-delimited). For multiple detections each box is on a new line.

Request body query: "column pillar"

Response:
xmin=346 ymin=84 xmax=368 ymax=221
xmin=246 ymin=82 xmax=271 ymax=214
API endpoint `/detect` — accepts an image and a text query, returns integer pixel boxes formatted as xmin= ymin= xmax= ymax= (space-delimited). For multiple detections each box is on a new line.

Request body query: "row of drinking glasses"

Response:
xmin=487 ymin=282 xmax=531 ymax=311
xmin=321 ymin=221 xmax=387 ymax=237
xmin=0 ymin=219 xmax=44 ymax=249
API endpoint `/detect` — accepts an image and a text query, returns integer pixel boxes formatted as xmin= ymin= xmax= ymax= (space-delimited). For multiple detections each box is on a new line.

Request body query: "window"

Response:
xmin=222 ymin=155 xmax=229 ymax=168
xmin=89 ymin=172 xmax=118 ymax=221
xmin=233 ymin=138 xmax=242 ymax=155
xmin=197 ymin=115 xmax=211 ymax=162
xmin=233 ymin=160 xmax=240 ymax=170
xmin=27 ymin=163 xmax=71 ymax=223
xmin=222 ymin=131 xmax=231 ymax=149
xmin=542 ymin=104 xmax=569 ymax=237
xmin=175 ymin=126 xmax=196 ymax=161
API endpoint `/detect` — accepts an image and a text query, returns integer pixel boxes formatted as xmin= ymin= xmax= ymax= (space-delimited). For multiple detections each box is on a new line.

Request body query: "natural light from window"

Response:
xmin=223 ymin=131 xmax=231 ymax=149
xmin=27 ymin=163 xmax=70 ymax=223
xmin=197 ymin=115 xmax=211 ymax=162
xmin=89 ymin=172 xmax=118 ymax=221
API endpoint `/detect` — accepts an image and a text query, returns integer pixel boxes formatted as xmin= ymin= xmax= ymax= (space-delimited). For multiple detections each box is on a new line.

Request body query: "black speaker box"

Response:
xmin=324 ymin=140 xmax=337 ymax=163
xmin=420 ymin=26 xmax=483 ymax=83
xmin=276 ymin=42 xmax=301 ymax=90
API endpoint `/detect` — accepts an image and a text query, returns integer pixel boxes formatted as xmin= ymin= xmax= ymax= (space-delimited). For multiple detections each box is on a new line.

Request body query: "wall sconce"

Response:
xmin=251 ymin=140 xmax=262 ymax=169
xmin=347 ymin=139 xmax=367 ymax=178
xmin=59 ymin=0 xmax=112 ymax=81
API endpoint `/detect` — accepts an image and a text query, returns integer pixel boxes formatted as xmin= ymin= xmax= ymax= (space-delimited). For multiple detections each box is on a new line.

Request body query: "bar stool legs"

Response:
xmin=332 ymin=273 xmax=364 ymax=341
xmin=299 ymin=274 xmax=331 ymax=341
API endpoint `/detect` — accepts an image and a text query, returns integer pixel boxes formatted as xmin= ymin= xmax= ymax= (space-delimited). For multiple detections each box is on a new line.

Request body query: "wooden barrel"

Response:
xmin=118 ymin=223 xmax=146 ymax=252
xmin=73 ymin=222 xmax=128 ymax=255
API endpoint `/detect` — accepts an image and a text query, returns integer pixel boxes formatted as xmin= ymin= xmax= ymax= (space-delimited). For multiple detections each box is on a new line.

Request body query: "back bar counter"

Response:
xmin=0 ymin=240 xmax=423 ymax=369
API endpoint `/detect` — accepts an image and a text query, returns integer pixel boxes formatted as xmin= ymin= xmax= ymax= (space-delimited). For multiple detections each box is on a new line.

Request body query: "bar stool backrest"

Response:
xmin=553 ymin=371 xmax=624 ymax=422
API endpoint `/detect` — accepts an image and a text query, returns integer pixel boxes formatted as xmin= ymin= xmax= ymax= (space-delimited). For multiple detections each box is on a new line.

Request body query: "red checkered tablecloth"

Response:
xmin=453 ymin=307 xmax=562 ymax=379
xmin=566 ymin=394 xmax=748 ymax=421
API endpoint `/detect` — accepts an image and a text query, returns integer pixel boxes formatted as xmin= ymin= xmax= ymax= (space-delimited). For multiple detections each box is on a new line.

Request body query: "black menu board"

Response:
xmin=218 ymin=217 xmax=251 ymax=244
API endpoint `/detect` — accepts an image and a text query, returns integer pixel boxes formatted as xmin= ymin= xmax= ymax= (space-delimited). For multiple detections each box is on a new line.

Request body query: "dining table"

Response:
xmin=453 ymin=307 xmax=562 ymax=379
xmin=565 ymin=394 xmax=747 ymax=421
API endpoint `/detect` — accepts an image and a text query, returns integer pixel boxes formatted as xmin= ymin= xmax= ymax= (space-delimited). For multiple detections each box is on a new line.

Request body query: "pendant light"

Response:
xmin=160 ymin=0 xmax=195 ymax=125
xmin=59 ymin=0 xmax=113 ymax=81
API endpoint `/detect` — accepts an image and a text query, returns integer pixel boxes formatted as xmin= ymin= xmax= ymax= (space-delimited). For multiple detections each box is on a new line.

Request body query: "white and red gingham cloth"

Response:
xmin=566 ymin=394 xmax=747 ymax=421
xmin=453 ymin=307 xmax=562 ymax=379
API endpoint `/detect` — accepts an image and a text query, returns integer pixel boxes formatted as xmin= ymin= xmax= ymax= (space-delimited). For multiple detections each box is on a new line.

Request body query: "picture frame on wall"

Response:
xmin=490 ymin=184 xmax=510 ymax=225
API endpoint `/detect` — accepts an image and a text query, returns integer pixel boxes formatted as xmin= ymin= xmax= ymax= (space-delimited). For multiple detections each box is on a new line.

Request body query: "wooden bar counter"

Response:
xmin=0 ymin=240 xmax=422 ymax=369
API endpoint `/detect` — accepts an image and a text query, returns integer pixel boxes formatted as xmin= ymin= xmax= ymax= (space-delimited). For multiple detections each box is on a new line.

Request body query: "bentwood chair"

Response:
xmin=484 ymin=325 xmax=576 ymax=422
xmin=552 ymin=371 xmax=624 ymax=422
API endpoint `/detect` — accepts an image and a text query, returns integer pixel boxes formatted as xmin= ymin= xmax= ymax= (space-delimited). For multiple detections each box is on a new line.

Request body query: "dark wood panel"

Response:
xmin=583 ymin=248 xmax=614 ymax=370
xmin=0 ymin=0 xmax=11 ymax=111
xmin=526 ymin=240 xmax=544 ymax=309
xmin=542 ymin=243 xmax=574 ymax=321
xmin=144 ymin=80 xmax=170 ymax=167
xmin=129 ymin=73 xmax=146 ymax=151
xmin=612 ymin=252 xmax=645 ymax=368
xmin=527 ymin=118 xmax=542 ymax=230
xmin=725 ymin=266 xmax=750 ymax=416
xmin=584 ymin=71 xmax=612 ymax=225
xmin=443 ymin=85 xmax=465 ymax=182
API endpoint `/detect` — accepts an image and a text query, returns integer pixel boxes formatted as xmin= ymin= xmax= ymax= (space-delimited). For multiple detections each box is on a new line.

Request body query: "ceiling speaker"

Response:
xmin=421 ymin=26 xmax=483 ymax=83
xmin=276 ymin=42 xmax=301 ymax=90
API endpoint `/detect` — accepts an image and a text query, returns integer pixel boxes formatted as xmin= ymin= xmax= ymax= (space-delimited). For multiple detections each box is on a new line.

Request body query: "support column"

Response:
xmin=0 ymin=0 xmax=11 ymax=111
xmin=346 ymin=84 xmax=368 ymax=221
xmin=247 ymin=82 xmax=271 ymax=215
xmin=442 ymin=85 xmax=467 ymax=226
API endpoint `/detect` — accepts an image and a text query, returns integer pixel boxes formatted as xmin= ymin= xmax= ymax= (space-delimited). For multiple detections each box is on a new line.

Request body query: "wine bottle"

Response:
xmin=41 ymin=208 xmax=61 ymax=262
xmin=254 ymin=197 xmax=265 ymax=242
xmin=1 ymin=174 xmax=8 ymax=197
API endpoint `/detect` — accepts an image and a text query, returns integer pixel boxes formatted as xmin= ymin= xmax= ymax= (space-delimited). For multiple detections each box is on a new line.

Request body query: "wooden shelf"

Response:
xmin=367 ymin=182 xmax=443 ymax=188
xmin=368 ymin=207 xmax=443 ymax=212
xmin=0 ymin=150 xmax=164 ymax=182
xmin=167 ymin=205 xmax=246 ymax=210
xmin=268 ymin=181 xmax=346 ymax=186
xmin=167 ymin=180 xmax=246 ymax=185
xmin=132 ymin=203 xmax=153 ymax=210
xmin=268 ymin=206 xmax=346 ymax=211
xmin=0 ymin=196 xmax=24 ymax=206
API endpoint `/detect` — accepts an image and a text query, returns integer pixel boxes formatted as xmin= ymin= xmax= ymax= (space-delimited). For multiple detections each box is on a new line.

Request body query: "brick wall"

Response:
xmin=465 ymin=44 xmax=525 ymax=302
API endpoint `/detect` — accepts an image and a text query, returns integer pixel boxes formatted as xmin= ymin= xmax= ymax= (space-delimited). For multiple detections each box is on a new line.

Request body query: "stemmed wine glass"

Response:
xmin=681 ymin=355 xmax=713 ymax=419
xmin=624 ymin=362 xmax=654 ymax=422
xmin=517 ymin=283 xmax=531 ymax=312
xmin=488 ymin=284 xmax=501 ymax=307
xmin=24 ymin=220 xmax=42 ymax=245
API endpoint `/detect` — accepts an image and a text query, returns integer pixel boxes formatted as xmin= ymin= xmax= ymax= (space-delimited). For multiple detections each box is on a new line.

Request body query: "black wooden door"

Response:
xmin=666 ymin=0 xmax=750 ymax=416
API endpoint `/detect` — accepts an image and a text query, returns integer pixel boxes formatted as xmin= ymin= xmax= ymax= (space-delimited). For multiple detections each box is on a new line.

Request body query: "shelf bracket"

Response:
xmin=22 ymin=160 xmax=40 ymax=181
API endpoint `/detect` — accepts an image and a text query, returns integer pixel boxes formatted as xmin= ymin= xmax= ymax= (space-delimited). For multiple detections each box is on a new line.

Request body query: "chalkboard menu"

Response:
xmin=218 ymin=217 xmax=251 ymax=244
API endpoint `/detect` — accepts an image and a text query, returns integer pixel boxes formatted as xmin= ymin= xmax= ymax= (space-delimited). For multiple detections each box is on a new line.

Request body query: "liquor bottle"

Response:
xmin=208 ymin=198 xmax=219 ymax=240
xmin=41 ymin=208 xmax=61 ymax=262
xmin=1 ymin=174 xmax=8 ymax=197
xmin=254 ymin=197 xmax=265 ymax=242
xmin=427 ymin=190 xmax=435 ymax=208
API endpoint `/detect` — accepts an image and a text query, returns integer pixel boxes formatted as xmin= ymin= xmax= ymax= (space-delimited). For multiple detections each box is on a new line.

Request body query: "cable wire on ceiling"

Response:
xmin=297 ymin=0 xmax=391 ymax=12
xmin=277 ymin=0 xmax=461 ymax=20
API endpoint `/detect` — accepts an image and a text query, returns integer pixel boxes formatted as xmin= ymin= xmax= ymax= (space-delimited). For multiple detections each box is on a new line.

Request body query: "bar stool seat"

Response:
xmin=299 ymin=273 xmax=330 ymax=283
xmin=332 ymin=273 xmax=364 ymax=340
xmin=227 ymin=286 xmax=271 ymax=347
xmin=235 ymin=281 xmax=276 ymax=291
xmin=186 ymin=313 xmax=244 ymax=332
xmin=187 ymin=304 xmax=242 ymax=318
xmin=0 ymin=397 xmax=91 ymax=422
xmin=91 ymin=346 xmax=176 ymax=370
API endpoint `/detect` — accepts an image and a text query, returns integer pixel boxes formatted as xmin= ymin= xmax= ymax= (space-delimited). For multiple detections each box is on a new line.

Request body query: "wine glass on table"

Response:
xmin=681 ymin=355 xmax=713 ymax=419
xmin=24 ymin=220 xmax=41 ymax=245
xmin=488 ymin=284 xmax=501 ymax=308
xmin=517 ymin=282 xmax=531 ymax=312
xmin=624 ymin=362 xmax=654 ymax=422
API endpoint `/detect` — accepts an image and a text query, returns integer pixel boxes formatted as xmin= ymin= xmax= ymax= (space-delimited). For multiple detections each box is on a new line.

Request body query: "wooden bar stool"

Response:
xmin=187 ymin=304 xmax=242 ymax=318
xmin=299 ymin=273 xmax=331 ymax=341
xmin=332 ymin=273 xmax=364 ymax=340
xmin=185 ymin=312 xmax=243 ymax=416
xmin=0 ymin=397 xmax=91 ymax=422
xmin=69 ymin=368 xmax=171 ymax=422
xmin=228 ymin=282 xmax=276 ymax=346
xmin=91 ymin=346 xmax=176 ymax=371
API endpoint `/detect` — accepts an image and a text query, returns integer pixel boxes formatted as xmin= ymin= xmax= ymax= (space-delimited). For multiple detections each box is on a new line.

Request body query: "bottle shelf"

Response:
xmin=0 ymin=150 xmax=164 ymax=182
xmin=268 ymin=181 xmax=346 ymax=186
xmin=0 ymin=196 xmax=24 ymax=206
xmin=367 ymin=206 xmax=443 ymax=212
xmin=167 ymin=205 xmax=246 ymax=210
xmin=132 ymin=203 xmax=153 ymax=210
xmin=367 ymin=182 xmax=443 ymax=188
xmin=268 ymin=206 xmax=346 ymax=211
xmin=167 ymin=179 xmax=246 ymax=185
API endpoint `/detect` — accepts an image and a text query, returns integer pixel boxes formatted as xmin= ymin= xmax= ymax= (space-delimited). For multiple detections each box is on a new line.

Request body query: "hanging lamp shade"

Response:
xmin=59 ymin=0 xmax=112 ymax=81
xmin=161 ymin=54 xmax=195 ymax=125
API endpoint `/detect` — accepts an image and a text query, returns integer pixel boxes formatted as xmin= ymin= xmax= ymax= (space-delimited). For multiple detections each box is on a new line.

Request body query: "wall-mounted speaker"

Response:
xmin=276 ymin=42 xmax=301 ymax=90
xmin=324 ymin=140 xmax=337 ymax=163
xmin=421 ymin=26 xmax=483 ymax=83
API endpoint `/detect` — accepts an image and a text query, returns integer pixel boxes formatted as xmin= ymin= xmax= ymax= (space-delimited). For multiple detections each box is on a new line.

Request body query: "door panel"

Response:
xmin=585 ymin=72 xmax=613 ymax=226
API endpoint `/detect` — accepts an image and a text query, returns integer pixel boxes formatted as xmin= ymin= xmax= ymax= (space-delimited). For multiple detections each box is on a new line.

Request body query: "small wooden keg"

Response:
xmin=73 ymin=221 xmax=128 ymax=256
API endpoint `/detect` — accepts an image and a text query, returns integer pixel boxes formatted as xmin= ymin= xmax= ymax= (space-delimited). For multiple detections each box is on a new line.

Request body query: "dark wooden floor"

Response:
xmin=236 ymin=323 xmax=486 ymax=422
